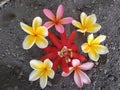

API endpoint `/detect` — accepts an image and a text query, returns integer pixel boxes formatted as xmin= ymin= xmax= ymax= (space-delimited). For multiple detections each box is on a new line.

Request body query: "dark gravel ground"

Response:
xmin=0 ymin=0 xmax=120 ymax=90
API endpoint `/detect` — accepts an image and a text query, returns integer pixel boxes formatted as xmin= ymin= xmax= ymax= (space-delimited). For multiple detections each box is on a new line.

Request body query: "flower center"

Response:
xmin=58 ymin=46 xmax=73 ymax=63
xmin=54 ymin=19 xmax=60 ymax=25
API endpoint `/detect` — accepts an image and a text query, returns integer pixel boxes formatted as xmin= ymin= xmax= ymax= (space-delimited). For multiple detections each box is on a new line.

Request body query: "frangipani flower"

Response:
xmin=81 ymin=34 xmax=109 ymax=61
xmin=62 ymin=59 xmax=94 ymax=88
xmin=43 ymin=4 xmax=73 ymax=33
xmin=72 ymin=12 xmax=101 ymax=34
xmin=41 ymin=31 xmax=86 ymax=73
xmin=29 ymin=59 xmax=55 ymax=89
xmin=20 ymin=17 xmax=48 ymax=49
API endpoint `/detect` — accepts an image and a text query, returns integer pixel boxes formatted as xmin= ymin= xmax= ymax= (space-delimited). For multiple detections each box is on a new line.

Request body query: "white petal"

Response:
xmin=48 ymin=69 xmax=55 ymax=79
xmin=88 ymin=34 xmax=94 ymax=44
xmin=93 ymin=35 xmax=106 ymax=44
xmin=88 ymin=49 xmax=99 ymax=61
xmin=29 ymin=70 xmax=40 ymax=81
xmin=30 ymin=59 xmax=43 ymax=70
xmin=72 ymin=59 xmax=80 ymax=67
xmin=40 ymin=75 xmax=48 ymax=89
xmin=79 ymin=62 xmax=94 ymax=70
xmin=33 ymin=17 xmax=42 ymax=30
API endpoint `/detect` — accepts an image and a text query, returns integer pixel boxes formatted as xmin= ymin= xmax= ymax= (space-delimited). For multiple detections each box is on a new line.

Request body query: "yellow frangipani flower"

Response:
xmin=72 ymin=12 xmax=101 ymax=34
xmin=81 ymin=34 xmax=109 ymax=61
xmin=20 ymin=17 xmax=48 ymax=49
xmin=29 ymin=59 xmax=55 ymax=89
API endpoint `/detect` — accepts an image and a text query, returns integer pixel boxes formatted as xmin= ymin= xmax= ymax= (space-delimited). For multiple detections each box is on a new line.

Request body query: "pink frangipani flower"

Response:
xmin=43 ymin=4 xmax=73 ymax=33
xmin=62 ymin=59 xmax=94 ymax=88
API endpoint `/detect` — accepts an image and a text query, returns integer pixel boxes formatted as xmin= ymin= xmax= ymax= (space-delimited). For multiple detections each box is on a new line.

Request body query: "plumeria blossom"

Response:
xmin=62 ymin=59 xmax=94 ymax=88
xmin=41 ymin=31 xmax=86 ymax=73
xmin=20 ymin=17 xmax=48 ymax=49
xmin=72 ymin=12 xmax=101 ymax=34
xmin=81 ymin=34 xmax=109 ymax=61
xmin=29 ymin=59 xmax=55 ymax=89
xmin=43 ymin=4 xmax=73 ymax=33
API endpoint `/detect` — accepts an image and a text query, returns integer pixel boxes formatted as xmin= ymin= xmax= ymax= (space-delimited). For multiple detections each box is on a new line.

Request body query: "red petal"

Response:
xmin=60 ymin=31 xmax=67 ymax=45
xmin=40 ymin=52 xmax=57 ymax=61
xmin=72 ymin=52 xmax=86 ymax=62
xmin=48 ymin=32 xmax=62 ymax=49
xmin=67 ymin=31 xmax=76 ymax=46
xmin=43 ymin=46 xmax=58 ymax=53
xmin=61 ymin=59 xmax=69 ymax=73
xmin=52 ymin=57 xmax=61 ymax=71
xmin=70 ymin=44 xmax=79 ymax=52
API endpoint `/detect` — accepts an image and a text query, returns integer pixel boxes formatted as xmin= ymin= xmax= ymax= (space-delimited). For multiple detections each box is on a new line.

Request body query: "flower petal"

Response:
xmin=72 ymin=20 xmax=82 ymax=28
xmin=56 ymin=4 xmax=64 ymax=20
xmin=43 ymin=21 xmax=54 ymax=29
xmin=79 ymin=71 xmax=91 ymax=84
xmin=48 ymin=69 xmax=55 ymax=79
xmin=80 ymin=12 xmax=87 ymax=25
xmin=36 ymin=26 xmax=48 ymax=37
xmin=85 ymin=14 xmax=97 ymax=25
xmin=29 ymin=70 xmax=41 ymax=81
xmin=88 ymin=48 xmax=99 ymax=61
xmin=40 ymin=75 xmax=48 ymax=89
xmin=62 ymin=67 xmax=74 ymax=77
xmin=30 ymin=59 xmax=43 ymax=70
xmin=72 ymin=59 xmax=80 ymax=67
xmin=35 ymin=36 xmax=48 ymax=48
xmin=81 ymin=43 xmax=90 ymax=53
xmin=94 ymin=45 xmax=109 ymax=54
xmin=93 ymin=35 xmax=106 ymax=44
xmin=32 ymin=17 xmax=42 ymax=31
xmin=20 ymin=22 xmax=33 ymax=35
xmin=88 ymin=34 xmax=94 ymax=44
xmin=74 ymin=71 xmax=83 ymax=88
xmin=79 ymin=62 xmax=94 ymax=70
xmin=44 ymin=59 xmax=53 ymax=68
xmin=43 ymin=9 xmax=55 ymax=21
xmin=87 ymin=23 xmax=101 ymax=33
xmin=60 ymin=17 xmax=73 ymax=24
xmin=67 ymin=31 xmax=76 ymax=45
xmin=61 ymin=59 xmax=69 ymax=73
xmin=23 ymin=35 xmax=36 ymax=49
xmin=55 ymin=24 xmax=64 ymax=33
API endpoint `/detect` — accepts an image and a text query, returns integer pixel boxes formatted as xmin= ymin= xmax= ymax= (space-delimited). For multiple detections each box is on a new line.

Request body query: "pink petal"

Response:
xmin=79 ymin=71 xmax=91 ymax=84
xmin=55 ymin=24 xmax=64 ymax=33
xmin=56 ymin=4 xmax=64 ymax=20
xmin=72 ymin=59 xmax=80 ymax=67
xmin=43 ymin=21 xmax=54 ymax=29
xmin=74 ymin=71 xmax=83 ymax=88
xmin=60 ymin=17 xmax=73 ymax=24
xmin=79 ymin=62 xmax=94 ymax=71
xmin=43 ymin=9 xmax=55 ymax=21
xmin=62 ymin=67 xmax=74 ymax=77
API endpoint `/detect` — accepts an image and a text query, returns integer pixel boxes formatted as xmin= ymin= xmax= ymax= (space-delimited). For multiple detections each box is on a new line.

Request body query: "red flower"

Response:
xmin=40 ymin=31 xmax=86 ymax=73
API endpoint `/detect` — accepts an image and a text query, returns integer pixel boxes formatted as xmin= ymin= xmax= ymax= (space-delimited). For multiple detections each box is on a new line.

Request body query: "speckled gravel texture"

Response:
xmin=0 ymin=0 xmax=120 ymax=90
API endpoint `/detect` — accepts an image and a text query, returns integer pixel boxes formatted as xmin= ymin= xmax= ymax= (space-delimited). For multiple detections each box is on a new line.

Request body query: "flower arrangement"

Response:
xmin=20 ymin=4 xmax=109 ymax=89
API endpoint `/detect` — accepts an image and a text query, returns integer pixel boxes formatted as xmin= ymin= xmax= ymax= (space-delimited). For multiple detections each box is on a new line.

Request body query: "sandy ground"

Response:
xmin=0 ymin=0 xmax=120 ymax=90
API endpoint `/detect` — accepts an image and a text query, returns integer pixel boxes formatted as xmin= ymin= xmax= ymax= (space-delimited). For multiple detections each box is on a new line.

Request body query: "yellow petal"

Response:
xmin=72 ymin=20 xmax=82 ymax=29
xmin=93 ymin=35 xmax=106 ymax=44
xmin=88 ymin=48 xmax=99 ymax=61
xmin=33 ymin=17 xmax=42 ymax=31
xmin=85 ymin=14 xmax=97 ymax=25
xmin=48 ymin=69 xmax=55 ymax=79
xmin=36 ymin=26 xmax=48 ymax=37
xmin=35 ymin=36 xmax=48 ymax=48
xmin=87 ymin=23 xmax=101 ymax=33
xmin=77 ymin=29 xmax=86 ymax=33
xmin=81 ymin=43 xmax=90 ymax=53
xmin=30 ymin=59 xmax=44 ymax=70
xmin=44 ymin=59 xmax=53 ymax=68
xmin=94 ymin=45 xmax=109 ymax=54
xmin=80 ymin=12 xmax=87 ymax=25
xmin=20 ymin=22 xmax=33 ymax=35
xmin=29 ymin=70 xmax=41 ymax=81
xmin=40 ymin=75 xmax=48 ymax=89
xmin=88 ymin=34 xmax=94 ymax=44
xmin=23 ymin=35 xmax=36 ymax=49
